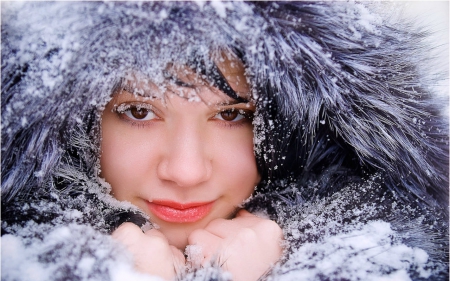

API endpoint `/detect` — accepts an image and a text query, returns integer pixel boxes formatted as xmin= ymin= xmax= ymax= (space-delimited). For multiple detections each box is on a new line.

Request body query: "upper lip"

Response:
xmin=149 ymin=200 xmax=214 ymax=210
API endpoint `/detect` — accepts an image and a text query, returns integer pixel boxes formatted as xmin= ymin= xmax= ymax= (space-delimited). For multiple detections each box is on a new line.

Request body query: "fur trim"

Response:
xmin=1 ymin=2 xmax=448 ymax=280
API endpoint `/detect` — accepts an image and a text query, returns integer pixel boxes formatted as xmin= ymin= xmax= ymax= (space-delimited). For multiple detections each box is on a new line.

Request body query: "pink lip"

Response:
xmin=147 ymin=200 xmax=214 ymax=223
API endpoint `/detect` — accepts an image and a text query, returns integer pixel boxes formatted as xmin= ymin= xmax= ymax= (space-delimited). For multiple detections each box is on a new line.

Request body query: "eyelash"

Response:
xmin=213 ymin=108 xmax=254 ymax=128
xmin=114 ymin=102 xmax=159 ymax=128
xmin=113 ymin=103 xmax=254 ymax=128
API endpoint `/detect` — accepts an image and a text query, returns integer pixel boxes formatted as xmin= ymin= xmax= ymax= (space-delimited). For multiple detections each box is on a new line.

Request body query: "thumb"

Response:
xmin=235 ymin=209 xmax=254 ymax=218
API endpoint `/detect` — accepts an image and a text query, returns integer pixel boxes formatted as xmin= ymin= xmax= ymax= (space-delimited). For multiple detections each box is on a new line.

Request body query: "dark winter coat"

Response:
xmin=1 ymin=2 xmax=448 ymax=280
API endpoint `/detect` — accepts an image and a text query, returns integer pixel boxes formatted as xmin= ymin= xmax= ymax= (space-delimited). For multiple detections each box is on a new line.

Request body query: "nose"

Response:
xmin=157 ymin=121 xmax=212 ymax=188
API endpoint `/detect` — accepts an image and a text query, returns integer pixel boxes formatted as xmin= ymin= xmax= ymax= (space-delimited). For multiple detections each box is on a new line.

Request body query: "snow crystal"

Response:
xmin=354 ymin=4 xmax=382 ymax=34
xmin=69 ymin=210 xmax=84 ymax=219
xmin=1 ymin=235 xmax=51 ymax=281
xmin=34 ymin=170 xmax=45 ymax=178
xmin=110 ymin=263 xmax=163 ymax=281
xmin=276 ymin=221 xmax=432 ymax=281
xmin=193 ymin=0 xmax=206 ymax=10
xmin=186 ymin=244 xmax=204 ymax=267
xmin=141 ymin=222 xmax=153 ymax=232
xmin=158 ymin=9 xmax=168 ymax=20
xmin=252 ymin=109 xmax=266 ymax=156
xmin=2 ymin=223 xmax=163 ymax=281
xmin=374 ymin=270 xmax=410 ymax=281
xmin=210 ymin=1 xmax=230 ymax=18
xmin=233 ymin=16 xmax=252 ymax=32
xmin=47 ymin=225 xmax=72 ymax=240
xmin=21 ymin=117 xmax=28 ymax=126
xmin=250 ymin=209 xmax=271 ymax=220
xmin=77 ymin=257 xmax=96 ymax=275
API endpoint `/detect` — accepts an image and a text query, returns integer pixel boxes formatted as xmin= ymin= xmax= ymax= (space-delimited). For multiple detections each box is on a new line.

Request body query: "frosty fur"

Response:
xmin=1 ymin=2 xmax=448 ymax=281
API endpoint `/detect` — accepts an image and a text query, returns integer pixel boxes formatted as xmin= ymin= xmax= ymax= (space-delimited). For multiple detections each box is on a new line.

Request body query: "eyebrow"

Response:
xmin=120 ymin=80 xmax=156 ymax=98
xmin=214 ymin=100 xmax=250 ymax=107
xmin=173 ymin=78 xmax=195 ymax=89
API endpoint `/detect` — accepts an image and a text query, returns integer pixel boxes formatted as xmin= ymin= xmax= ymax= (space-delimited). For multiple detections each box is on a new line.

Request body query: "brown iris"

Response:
xmin=130 ymin=107 xmax=149 ymax=119
xmin=220 ymin=110 xmax=239 ymax=121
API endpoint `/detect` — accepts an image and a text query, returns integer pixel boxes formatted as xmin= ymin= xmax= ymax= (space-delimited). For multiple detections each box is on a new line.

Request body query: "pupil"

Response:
xmin=131 ymin=107 xmax=148 ymax=119
xmin=221 ymin=110 xmax=238 ymax=121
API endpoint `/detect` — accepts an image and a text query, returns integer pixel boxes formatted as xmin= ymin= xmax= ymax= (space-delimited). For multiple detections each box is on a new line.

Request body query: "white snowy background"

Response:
xmin=399 ymin=1 xmax=449 ymax=107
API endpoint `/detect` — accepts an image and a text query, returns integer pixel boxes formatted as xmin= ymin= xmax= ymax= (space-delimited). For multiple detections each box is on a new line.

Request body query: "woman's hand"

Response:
xmin=187 ymin=210 xmax=283 ymax=281
xmin=112 ymin=223 xmax=185 ymax=280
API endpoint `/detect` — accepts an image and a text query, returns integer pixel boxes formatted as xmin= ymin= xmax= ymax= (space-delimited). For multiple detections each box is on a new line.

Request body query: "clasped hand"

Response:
xmin=112 ymin=210 xmax=283 ymax=281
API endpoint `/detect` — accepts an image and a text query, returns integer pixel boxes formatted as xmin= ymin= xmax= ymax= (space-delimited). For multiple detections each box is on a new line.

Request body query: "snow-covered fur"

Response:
xmin=1 ymin=2 xmax=448 ymax=280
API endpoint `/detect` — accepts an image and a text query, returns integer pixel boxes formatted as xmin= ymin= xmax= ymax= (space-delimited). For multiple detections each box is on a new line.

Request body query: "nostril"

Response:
xmin=157 ymin=154 xmax=211 ymax=188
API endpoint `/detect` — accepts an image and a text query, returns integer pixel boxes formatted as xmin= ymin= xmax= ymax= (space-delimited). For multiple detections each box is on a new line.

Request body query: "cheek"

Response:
xmin=213 ymin=129 xmax=260 ymax=197
xmin=100 ymin=121 xmax=157 ymax=200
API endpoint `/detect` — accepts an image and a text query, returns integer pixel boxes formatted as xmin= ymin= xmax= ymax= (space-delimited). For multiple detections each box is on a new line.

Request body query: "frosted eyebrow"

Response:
xmin=117 ymin=74 xmax=162 ymax=98
xmin=120 ymin=87 xmax=157 ymax=99
xmin=120 ymin=82 xmax=158 ymax=98
xmin=173 ymin=78 xmax=195 ymax=89
xmin=215 ymin=100 xmax=250 ymax=107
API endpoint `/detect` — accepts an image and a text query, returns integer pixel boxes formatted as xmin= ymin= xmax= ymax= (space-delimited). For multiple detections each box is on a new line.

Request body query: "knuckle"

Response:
xmin=236 ymin=227 xmax=256 ymax=241
xmin=112 ymin=222 xmax=142 ymax=240
xmin=144 ymin=228 xmax=164 ymax=238
xmin=118 ymin=222 xmax=141 ymax=232
xmin=259 ymin=220 xmax=283 ymax=238
xmin=206 ymin=218 xmax=227 ymax=230
xmin=147 ymin=233 xmax=168 ymax=246
xmin=188 ymin=229 xmax=206 ymax=244
xmin=147 ymin=236 xmax=170 ymax=252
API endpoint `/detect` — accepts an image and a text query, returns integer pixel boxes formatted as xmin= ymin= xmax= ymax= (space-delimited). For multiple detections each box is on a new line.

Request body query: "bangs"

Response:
xmin=113 ymin=50 xmax=250 ymax=104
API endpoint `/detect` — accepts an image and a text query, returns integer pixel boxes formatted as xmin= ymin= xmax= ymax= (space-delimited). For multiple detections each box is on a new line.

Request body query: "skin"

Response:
xmin=101 ymin=54 xmax=283 ymax=280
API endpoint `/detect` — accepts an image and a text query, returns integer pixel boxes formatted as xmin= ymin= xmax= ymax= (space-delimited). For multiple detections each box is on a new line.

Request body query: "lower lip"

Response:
xmin=147 ymin=201 xmax=214 ymax=223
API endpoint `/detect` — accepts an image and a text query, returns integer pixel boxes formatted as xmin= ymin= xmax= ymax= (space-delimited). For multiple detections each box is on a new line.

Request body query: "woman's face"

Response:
xmin=100 ymin=57 xmax=260 ymax=249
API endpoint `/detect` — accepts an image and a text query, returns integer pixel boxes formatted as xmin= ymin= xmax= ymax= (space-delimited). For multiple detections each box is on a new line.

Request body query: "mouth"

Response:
xmin=147 ymin=200 xmax=215 ymax=223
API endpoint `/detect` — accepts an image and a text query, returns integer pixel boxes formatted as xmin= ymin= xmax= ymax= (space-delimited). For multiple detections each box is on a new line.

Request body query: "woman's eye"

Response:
xmin=122 ymin=106 xmax=156 ymax=121
xmin=215 ymin=109 xmax=249 ymax=122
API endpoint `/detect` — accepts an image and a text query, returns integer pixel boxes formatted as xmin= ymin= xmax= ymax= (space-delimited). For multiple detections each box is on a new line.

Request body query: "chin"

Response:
xmin=159 ymin=222 xmax=198 ymax=250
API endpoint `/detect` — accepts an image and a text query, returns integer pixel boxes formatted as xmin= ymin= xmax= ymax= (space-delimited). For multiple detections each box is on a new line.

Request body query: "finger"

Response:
xmin=205 ymin=214 xmax=262 ymax=238
xmin=171 ymin=246 xmax=186 ymax=264
xmin=235 ymin=209 xmax=255 ymax=218
xmin=204 ymin=218 xmax=242 ymax=238
xmin=188 ymin=229 xmax=223 ymax=265
xmin=144 ymin=228 xmax=167 ymax=239
xmin=111 ymin=222 xmax=143 ymax=243
xmin=171 ymin=246 xmax=186 ymax=275
xmin=143 ymin=229 xmax=170 ymax=246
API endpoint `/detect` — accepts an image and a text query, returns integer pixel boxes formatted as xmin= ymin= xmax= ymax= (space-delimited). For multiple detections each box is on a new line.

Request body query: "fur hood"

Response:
xmin=1 ymin=2 xmax=448 ymax=281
